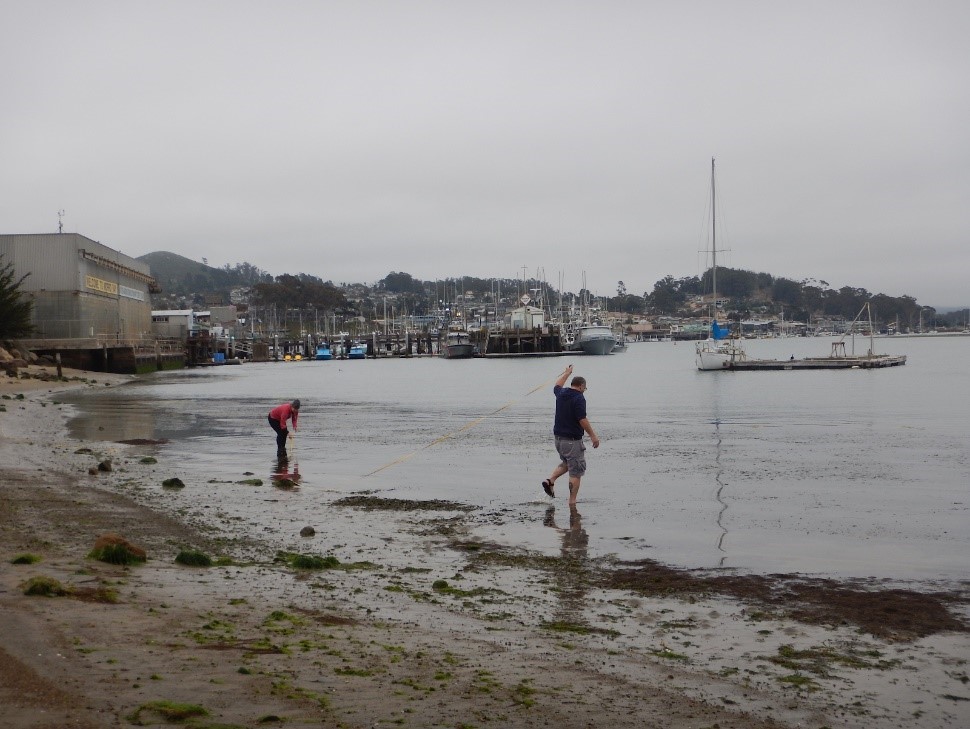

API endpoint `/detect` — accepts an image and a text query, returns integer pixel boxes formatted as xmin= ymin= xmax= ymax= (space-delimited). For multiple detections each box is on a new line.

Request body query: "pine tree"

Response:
xmin=0 ymin=256 xmax=34 ymax=340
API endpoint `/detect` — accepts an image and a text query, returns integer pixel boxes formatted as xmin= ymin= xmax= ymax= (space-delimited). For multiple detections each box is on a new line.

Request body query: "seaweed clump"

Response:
xmin=127 ymin=700 xmax=208 ymax=725
xmin=289 ymin=554 xmax=341 ymax=570
xmin=333 ymin=495 xmax=477 ymax=512
xmin=175 ymin=550 xmax=213 ymax=567
xmin=22 ymin=575 xmax=70 ymax=597
xmin=88 ymin=534 xmax=147 ymax=565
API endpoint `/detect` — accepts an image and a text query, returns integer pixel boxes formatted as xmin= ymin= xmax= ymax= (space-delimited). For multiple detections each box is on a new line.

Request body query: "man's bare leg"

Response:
xmin=543 ymin=464 xmax=568 ymax=497
xmin=568 ymin=476 xmax=582 ymax=505
xmin=547 ymin=463 xmax=568 ymax=485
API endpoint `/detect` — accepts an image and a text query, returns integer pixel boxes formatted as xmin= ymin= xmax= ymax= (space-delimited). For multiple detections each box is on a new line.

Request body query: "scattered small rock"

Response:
xmin=2 ymin=360 xmax=27 ymax=376
xmin=162 ymin=477 xmax=185 ymax=489
xmin=97 ymin=459 xmax=113 ymax=472
xmin=300 ymin=526 xmax=315 ymax=537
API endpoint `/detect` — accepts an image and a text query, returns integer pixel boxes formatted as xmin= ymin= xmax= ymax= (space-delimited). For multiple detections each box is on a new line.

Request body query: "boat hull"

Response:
xmin=442 ymin=343 xmax=475 ymax=359
xmin=579 ymin=338 xmax=617 ymax=355
xmin=569 ymin=325 xmax=616 ymax=355
xmin=696 ymin=339 xmax=746 ymax=370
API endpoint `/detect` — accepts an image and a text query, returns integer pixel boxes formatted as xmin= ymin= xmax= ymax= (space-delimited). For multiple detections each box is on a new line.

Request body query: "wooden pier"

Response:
xmin=484 ymin=327 xmax=563 ymax=356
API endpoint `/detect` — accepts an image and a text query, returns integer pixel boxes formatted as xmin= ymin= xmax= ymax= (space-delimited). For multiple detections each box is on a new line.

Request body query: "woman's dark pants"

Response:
xmin=268 ymin=416 xmax=288 ymax=455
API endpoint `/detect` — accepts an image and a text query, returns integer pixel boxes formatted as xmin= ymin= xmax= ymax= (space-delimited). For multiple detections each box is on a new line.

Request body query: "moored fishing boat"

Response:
xmin=568 ymin=324 xmax=617 ymax=355
xmin=611 ymin=328 xmax=629 ymax=353
xmin=442 ymin=330 xmax=475 ymax=359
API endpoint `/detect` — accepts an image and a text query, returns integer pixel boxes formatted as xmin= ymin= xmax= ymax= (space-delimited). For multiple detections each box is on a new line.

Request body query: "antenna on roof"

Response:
xmin=57 ymin=209 xmax=65 ymax=233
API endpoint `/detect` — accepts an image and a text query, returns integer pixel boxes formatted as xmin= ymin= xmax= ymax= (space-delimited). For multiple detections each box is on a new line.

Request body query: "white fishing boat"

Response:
xmin=442 ymin=329 xmax=475 ymax=359
xmin=569 ymin=324 xmax=617 ymax=355
xmin=696 ymin=158 xmax=747 ymax=370
xmin=562 ymin=278 xmax=616 ymax=355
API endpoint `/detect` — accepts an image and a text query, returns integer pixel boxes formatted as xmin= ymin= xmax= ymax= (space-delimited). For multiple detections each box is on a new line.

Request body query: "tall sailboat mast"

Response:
xmin=711 ymin=156 xmax=717 ymax=320
xmin=696 ymin=156 xmax=747 ymax=369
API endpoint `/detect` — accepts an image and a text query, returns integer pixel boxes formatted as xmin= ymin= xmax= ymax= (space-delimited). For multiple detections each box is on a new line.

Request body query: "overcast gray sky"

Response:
xmin=2 ymin=1 xmax=968 ymax=306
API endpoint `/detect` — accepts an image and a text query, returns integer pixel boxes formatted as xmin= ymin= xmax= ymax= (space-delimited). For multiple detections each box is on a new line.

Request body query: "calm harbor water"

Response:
xmin=62 ymin=335 xmax=970 ymax=586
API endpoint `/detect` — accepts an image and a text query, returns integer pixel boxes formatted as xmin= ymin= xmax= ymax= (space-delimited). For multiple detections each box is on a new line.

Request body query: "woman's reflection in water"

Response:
xmin=543 ymin=504 xmax=589 ymax=622
xmin=271 ymin=455 xmax=301 ymax=485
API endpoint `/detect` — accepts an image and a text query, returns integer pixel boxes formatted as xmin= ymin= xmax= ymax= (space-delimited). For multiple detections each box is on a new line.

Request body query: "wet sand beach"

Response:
xmin=1 ymin=366 xmax=969 ymax=728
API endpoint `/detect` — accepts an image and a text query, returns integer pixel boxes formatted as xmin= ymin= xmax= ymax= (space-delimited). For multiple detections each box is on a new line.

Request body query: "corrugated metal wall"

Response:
xmin=30 ymin=291 xmax=81 ymax=338
xmin=0 ymin=234 xmax=79 ymax=289
xmin=0 ymin=233 xmax=154 ymax=339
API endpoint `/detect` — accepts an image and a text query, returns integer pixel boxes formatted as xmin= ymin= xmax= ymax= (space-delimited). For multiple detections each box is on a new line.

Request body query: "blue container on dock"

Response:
xmin=213 ymin=353 xmax=225 ymax=363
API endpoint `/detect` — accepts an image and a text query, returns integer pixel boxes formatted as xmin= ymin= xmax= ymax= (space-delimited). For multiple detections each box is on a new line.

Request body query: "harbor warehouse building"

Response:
xmin=0 ymin=233 xmax=157 ymax=341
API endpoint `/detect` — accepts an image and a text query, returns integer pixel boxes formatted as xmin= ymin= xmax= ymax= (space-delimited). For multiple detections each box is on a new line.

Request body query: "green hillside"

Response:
xmin=139 ymin=251 xmax=270 ymax=302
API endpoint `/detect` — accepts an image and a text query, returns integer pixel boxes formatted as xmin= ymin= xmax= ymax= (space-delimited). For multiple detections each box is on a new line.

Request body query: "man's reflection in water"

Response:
xmin=544 ymin=505 xmax=588 ymax=556
xmin=543 ymin=505 xmax=589 ymax=622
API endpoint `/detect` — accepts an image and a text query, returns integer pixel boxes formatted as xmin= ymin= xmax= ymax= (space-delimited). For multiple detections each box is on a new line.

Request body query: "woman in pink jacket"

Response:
xmin=268 ymin=399 xmax=300 ymax=459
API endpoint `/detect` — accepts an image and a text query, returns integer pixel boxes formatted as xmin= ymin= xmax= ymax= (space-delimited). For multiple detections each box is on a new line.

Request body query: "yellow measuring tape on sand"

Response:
xmin=362 ymin=372 xmax=562 ymax=478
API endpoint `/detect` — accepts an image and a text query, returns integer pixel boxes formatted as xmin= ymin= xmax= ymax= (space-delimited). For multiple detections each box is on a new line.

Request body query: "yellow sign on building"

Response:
xmin=85 ymin=275 xmax=118 ymax=296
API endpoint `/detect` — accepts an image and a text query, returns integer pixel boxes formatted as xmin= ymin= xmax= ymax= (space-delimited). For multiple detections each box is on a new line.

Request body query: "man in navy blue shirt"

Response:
xmin=542 ymin=364 xmax=600 ymax=505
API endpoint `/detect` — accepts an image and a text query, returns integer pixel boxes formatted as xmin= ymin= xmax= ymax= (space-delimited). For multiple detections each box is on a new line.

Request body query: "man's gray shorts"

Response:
xmin=555 ymin=436 xmax=586 ymax=477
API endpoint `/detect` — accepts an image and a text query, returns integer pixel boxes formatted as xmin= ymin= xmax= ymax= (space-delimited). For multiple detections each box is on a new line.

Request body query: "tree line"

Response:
xmin=4 ymin=253 xmax=964 ymax=340
xmin=166 ymin=264 xmax=961 ymax=330
xmin=377 ymin=268 xmax=948 ymax=329
xmin=631 ymin=268 xmax=948 ymax=329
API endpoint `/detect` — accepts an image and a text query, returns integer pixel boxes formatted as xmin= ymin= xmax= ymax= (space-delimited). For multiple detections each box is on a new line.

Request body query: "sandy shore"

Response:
xmin=1 ymin=367 xmax=969 ymax=728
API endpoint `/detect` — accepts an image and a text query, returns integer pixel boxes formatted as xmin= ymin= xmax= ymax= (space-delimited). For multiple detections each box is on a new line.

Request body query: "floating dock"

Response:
xmin=723 ymin=354 xmax=906 ymax=370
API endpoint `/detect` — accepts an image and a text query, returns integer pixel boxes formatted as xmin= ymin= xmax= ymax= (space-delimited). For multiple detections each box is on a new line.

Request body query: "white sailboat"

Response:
xmin=696 ymin=158 xmax=747 ymax=371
